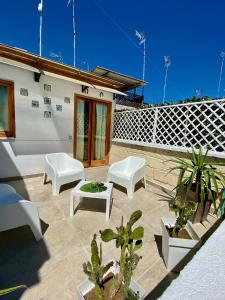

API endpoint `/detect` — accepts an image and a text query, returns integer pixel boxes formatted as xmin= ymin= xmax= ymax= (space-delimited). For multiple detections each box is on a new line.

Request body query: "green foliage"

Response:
xmin=169 ymin=197 xmax=196 ymax=237
xmin=125 ymin=288 xmax=140 ymax=300
xmin=80 ymin=181 xmax=107 ymax=193
xmin=169 ymin=147 xmax=225 ymax=210
xmin=100 ymin=210 xmax=144 ymax=299
xmin=83 ymin=234 xmax=113 ymax=300
xmin=0 ymin=285 xmax=26 ymax=296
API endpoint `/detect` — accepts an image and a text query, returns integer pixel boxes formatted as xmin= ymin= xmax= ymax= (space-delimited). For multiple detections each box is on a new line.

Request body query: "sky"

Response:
xmin=1 ymin=0 xmax=225 ymax=104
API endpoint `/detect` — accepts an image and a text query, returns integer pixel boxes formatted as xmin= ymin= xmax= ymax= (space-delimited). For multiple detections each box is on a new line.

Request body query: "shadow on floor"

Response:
xmin=0 ymin=143 xmax=50 ymax=299
xmin=154 ymin=234 xmax=163 ymax=258
xmin=0 ymin=226 xmax=50 ymax=300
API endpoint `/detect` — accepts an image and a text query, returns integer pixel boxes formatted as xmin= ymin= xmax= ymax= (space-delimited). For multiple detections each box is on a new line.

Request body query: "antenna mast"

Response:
xmin=67 ymin=0 xmax=76 ymax=67
xmin=217 ymin=51 xmax=225 ymax=98
xmin=135 ymin=30 xmax=146 ymax=97
xmin=163 ymin=56 xmax=171 ymax=103
xmin=38 ymin=0 xmax=43 ymax=56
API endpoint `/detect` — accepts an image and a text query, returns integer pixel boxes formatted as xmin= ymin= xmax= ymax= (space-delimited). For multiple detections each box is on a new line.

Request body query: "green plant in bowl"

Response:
xmin=80 ymin=181 xmax=107 ymax=193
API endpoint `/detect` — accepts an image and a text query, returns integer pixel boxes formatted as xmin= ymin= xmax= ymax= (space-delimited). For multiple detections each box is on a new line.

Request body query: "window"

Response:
xmin=0 ymin=79 xmax=15 ymax=137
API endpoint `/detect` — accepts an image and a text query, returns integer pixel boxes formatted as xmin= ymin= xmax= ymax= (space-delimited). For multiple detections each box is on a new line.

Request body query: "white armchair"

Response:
xmin=44 ymin=153 xmax=85 ymax=195
xmin=107 ymin=156 xmax=146 ymax=200
xmin=0 ymin=184 xmax=42 ymax=241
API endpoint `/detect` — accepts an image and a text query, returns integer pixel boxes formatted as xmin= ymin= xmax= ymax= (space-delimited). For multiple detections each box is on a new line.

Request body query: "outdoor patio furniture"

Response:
xmin=0 ymin=184 xmax=42 ymax=241
xmin=107 ymin=156 xmax=146 ymax=200
xmin=70 ymin=180 xmax=113 ymax=221
xmin=44 ymin=153 xmax=85 ymax=195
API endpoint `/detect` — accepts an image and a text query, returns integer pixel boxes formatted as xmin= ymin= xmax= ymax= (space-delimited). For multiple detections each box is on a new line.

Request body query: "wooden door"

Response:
xmin=74 ymin=95 xmax=111 ymax=167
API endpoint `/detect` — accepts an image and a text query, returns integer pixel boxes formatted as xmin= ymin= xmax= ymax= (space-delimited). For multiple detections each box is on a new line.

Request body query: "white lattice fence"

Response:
xmin=113 ymin=99 xmax=225 ymax=157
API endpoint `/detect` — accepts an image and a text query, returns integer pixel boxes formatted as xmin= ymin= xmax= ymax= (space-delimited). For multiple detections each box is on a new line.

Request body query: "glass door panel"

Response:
xmin=91 ymin=102 xmax=110 ymax=167
xmin=94 ymin=103 xmax=107 ymax=160
xmin=0 ymin=86 xmax=9 ymax=131
xmin=76 ymin=99 xmax=91 ymax=166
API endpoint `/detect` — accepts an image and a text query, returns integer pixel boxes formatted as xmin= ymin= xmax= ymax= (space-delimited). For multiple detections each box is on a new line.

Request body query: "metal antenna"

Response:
xmin=135 ymin=30 xmax=146 ymax=96
xmin=82 ymin=61 xmax=90 ymax=71
xmin=195 ymin=89 xmax=201 ymax=98
xmin=50 ymin=52 xmax=63 ymax=63
xmin=163 ymin=56 xmax=171 ymax=103
xmin=217 ymin=51 xmax=225 ymax=98
xmin=67 ymin=0 xmax=76 ymax=67
xmin=38 ymin=0 xmax=43 ymax=56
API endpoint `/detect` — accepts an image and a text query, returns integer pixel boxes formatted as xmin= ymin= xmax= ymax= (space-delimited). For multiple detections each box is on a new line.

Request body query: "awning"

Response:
xmin=44 ymin=71 xmax=126 ymax=95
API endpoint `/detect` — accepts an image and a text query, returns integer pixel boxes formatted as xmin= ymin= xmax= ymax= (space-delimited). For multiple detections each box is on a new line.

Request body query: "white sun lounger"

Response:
xmin=0 ymin=184 xmax=42 ymax=241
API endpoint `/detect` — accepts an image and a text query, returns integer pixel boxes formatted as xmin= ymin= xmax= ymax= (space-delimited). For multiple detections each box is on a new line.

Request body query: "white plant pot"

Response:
xmin=161 ymin=217 xmax=200 ymax=271
xmin=77 ymin=260 xmax=145 ymax=300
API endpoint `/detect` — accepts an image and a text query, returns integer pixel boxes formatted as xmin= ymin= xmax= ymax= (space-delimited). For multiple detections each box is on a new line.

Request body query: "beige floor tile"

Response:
xmin=1 ymin=167 xmax=219 ymax=299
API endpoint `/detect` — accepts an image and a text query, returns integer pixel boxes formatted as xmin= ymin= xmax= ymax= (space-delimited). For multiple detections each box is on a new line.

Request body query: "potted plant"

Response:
xmin=80 ymin=181 xmax=107 ymax=193
xmin=169 ymin=147 xmax=225 ymax=223
xmin=77 ymin=210 xmax=145 ymax=300
xmin=161 ymin=196 xmax=200 ymax=271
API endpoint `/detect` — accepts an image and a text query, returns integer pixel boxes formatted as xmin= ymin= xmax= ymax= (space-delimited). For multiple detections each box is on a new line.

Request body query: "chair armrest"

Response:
xmin=108 ymin=159 xmax=126 ymax=172
xmin=67 ymin=156 xmax=84 ymax=170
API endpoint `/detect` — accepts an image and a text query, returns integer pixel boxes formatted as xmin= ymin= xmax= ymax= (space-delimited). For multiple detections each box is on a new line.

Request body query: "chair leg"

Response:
xmin=43 ymin=173 xmax=47 ymax=185
xmin=53 ymin=183 xmax=60 ymax=196
xmin=30 ymin=223 xmax=43 ymax=241
xmin=127 ymin=184 xmax=134 ymax=201
xmin=28 ymin=216 xmax=43 ymax=241
xmin=144 ymin=176 xmax=147 ymax=189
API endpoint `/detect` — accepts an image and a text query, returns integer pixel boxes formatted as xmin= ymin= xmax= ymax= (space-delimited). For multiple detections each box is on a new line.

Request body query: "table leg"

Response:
xmin=70 ymin=194 xmax=74 ymax=217
xmin=106 ymin=195 xmax=111 ymax=222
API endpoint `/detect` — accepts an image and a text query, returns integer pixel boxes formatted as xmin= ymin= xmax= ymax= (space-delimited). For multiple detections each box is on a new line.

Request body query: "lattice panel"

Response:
xmin=113 ymin=110 xmax=141 ymax=141
xmin=113 ymin=100 xmax=225 ymax=156
xmin=156 ymin=105 xmax=188 ymax=147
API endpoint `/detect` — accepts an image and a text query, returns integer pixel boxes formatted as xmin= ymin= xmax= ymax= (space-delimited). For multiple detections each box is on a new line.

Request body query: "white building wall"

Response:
xmin=0 ymin=63 xmax=113 ymax=178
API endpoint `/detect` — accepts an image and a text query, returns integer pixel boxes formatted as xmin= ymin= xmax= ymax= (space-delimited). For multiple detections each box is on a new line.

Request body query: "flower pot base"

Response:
xmin=161 ymin=217 xmax=200 ymax=271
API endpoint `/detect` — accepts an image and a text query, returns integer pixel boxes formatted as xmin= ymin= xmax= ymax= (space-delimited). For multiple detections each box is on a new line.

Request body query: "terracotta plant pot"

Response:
xmin=186 ymin=190 xmax=212 ymax=224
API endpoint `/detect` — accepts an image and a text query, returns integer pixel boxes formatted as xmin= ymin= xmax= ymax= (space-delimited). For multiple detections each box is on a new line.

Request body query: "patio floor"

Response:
xmin=0 ymin=166 xmax=219 ymax=300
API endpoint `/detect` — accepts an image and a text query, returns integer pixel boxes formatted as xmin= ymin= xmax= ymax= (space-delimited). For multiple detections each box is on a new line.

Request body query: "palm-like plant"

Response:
xmin=169 ymin=147 xmax=225 ymax=211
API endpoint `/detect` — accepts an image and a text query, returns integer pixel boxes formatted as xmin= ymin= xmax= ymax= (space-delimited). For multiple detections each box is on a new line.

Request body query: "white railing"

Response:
xmin=112 ymin=99 xmax=225 ymax=158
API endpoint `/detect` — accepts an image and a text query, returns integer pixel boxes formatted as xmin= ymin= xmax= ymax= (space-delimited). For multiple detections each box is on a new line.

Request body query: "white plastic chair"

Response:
xmin=107 ymin=156 xmax=146 ymax=200
xmin=0 ymin=184 xmax=42 ymax=241
xmin=44 ymin=153 xmax=85 ymax=195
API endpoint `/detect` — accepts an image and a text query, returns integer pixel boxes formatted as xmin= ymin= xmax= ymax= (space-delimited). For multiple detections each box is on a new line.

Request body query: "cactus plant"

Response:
xmin=169 ymin=196 xmax=196 ymax=237
xmin=83 ymin=234 xmax=113 ymax=300
xmin=100 ymin=210 xmax=144 ymax=299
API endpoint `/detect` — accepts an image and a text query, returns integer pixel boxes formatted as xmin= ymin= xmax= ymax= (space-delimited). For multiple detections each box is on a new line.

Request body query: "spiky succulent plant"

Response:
xmin=83 ymin=234 xmax=113 ymax=300
xmin=169 ymin=196 xmax=196 ymax=237
xmin=100 ymin=210 xmax=144 ymax=299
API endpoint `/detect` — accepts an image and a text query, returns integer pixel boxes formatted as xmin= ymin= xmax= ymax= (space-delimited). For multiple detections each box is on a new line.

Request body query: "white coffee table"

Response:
xmin=70 ymin=180 xmax=113 ymax=221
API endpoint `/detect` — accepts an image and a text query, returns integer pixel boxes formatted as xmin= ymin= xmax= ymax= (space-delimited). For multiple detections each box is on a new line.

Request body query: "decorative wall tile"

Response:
xmin=64 ymin=97 xmax=70 ymax=104
xmin=44 ymin=111 xmax=51 ymax=118
xmin=56 ymin=104 xmax=62 ymax=112
xmin=32 ymin=100 xmax=39 ymax=108
xmin=44 ymin=84 xmax=51 ymax=92
xmin=20 ymin=88 xmax=28 ymax=96
xmin=44 ymin=97 xmax=51 ymax=105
